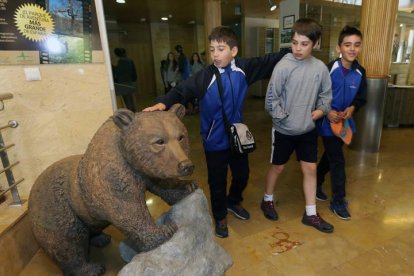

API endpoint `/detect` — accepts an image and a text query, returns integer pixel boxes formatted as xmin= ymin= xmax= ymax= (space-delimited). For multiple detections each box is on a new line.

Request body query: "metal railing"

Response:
xmin=0 ymin=93 xmax=24 ymax=207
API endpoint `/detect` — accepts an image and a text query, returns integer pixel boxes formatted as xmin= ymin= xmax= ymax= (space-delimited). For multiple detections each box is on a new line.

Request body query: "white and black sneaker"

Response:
xmin=330 ymin=199 xmax=351 ymax=220
xmin=316 ymin=187 xmax=328 ymax=201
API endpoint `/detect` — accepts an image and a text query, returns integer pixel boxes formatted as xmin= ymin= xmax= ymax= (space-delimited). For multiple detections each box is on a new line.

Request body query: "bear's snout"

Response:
xmin=177 ymin=160 xmax=194 ymax=176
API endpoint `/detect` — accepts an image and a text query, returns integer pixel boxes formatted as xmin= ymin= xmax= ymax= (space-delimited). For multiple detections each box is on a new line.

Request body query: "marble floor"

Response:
xmin=19 ymin=96 xmax=414 ymax=275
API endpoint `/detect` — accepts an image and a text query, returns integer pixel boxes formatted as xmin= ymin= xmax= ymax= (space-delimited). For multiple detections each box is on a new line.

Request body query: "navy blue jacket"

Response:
xmin=160 ymin=51 xmax=287 ymax=151
xmin=316 ymin=58 xmax=367 ymax=136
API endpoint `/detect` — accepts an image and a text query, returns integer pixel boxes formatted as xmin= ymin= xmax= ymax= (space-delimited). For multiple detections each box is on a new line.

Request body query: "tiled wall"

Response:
xmin=0 ymin=63 xmax=113 ymax=200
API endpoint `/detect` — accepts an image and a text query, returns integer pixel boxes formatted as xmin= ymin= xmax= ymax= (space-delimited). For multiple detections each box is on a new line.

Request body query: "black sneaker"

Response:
xmin=261 ymin=200 xmax=278 ymax=221
xmin=330 ymin=199 xmax=351 ymax=220
xmin=227 ymin=203 xmax=250 ymax=220
xmin=302 ymin=212 xmax=334 ymax=233
xmin=215 ymin=218 xmax=228 ymax=238
xmin=316 ymin=186 xmax=328 ymax=201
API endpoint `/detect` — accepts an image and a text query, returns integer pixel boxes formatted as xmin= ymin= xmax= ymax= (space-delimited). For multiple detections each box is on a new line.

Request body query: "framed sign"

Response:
xmin=281 ymin=29 xmax=293 ymax=44
xmin=0 ymin=0 xmax=102 ymax=65
xmin=283 ymin=15 xmax=295 ymax=29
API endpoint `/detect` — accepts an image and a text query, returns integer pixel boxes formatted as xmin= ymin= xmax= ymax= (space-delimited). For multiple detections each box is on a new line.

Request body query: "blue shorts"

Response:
xmin=270 ymin=128 xmax=318 ymax=165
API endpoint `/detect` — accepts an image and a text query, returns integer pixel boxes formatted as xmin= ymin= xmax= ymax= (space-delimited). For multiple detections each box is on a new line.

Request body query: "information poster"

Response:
xmin=0 ymin=0 xmax=102 ymax=65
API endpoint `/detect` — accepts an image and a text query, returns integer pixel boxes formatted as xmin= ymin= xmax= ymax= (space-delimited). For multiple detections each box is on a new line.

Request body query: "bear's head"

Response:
xmin=113 ymin=104 xmax=194 ymax=179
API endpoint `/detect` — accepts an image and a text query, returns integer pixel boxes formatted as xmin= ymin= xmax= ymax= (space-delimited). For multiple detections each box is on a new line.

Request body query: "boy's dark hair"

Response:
xmin=292 ymin=18 xmax=322 ymax=45
xmin=338 ymin=25 xmax=363 ymax=45
xmin=175 ymin=45 xmax=183 ymax=53
xmin=208 ymin=26 xmax=238 ymax=49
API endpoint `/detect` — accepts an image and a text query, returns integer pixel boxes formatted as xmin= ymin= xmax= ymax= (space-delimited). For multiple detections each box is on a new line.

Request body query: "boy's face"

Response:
xmin=291 ymin=33 xmax=316 ymax=60
xmin=209 ymin=40 xmax=238 ymax=68
xmin=337 ymin=34 xmax=362 ymax=65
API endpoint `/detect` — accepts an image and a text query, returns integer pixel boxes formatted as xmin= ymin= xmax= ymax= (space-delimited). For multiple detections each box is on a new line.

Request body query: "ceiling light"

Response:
xmin=161 ymin=17 xmax=168 ymax=21
xmin=268 ymin=0 xmax=277 ymax=11
xmin=116 ymin=0 xmax=125 ymax=3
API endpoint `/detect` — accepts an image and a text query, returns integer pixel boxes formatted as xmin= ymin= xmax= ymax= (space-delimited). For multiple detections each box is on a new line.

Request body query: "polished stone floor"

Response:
xmin=21 ymin=96 xmax=414 ymax=275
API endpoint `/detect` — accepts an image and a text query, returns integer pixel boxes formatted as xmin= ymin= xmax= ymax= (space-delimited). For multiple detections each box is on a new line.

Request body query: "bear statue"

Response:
xmin=28 ymin=104 xmax=197 ymax=276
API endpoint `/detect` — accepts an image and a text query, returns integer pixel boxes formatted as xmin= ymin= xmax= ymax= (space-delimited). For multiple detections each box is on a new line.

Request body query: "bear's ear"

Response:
xmin=113 ymin=108 xmax=134 ymax=130
xmin=169 ymin=103 xmax=186 ymax=119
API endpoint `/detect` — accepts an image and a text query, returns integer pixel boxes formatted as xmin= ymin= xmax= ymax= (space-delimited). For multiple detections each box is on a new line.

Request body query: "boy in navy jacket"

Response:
xmin=316 ymin=26 xmax=367 ymax=220
xmin=144 ymin=26 xmax=287 ymax=238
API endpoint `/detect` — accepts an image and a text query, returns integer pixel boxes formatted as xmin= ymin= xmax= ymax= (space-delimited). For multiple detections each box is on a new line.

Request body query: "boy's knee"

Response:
xmin=301 ymin=162 xmax=317 ymax=174
xmin=271 ymin=164 xmax=285 ymax=174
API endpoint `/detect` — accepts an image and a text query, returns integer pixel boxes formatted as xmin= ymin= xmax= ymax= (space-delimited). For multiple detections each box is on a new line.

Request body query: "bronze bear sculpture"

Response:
xmin=28 ymin=104 xmax=197 ymax=275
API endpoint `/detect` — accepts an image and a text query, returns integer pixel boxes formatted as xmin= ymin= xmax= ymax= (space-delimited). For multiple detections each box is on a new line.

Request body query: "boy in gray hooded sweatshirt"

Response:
xmin=261 ymin=18 xmax=334 ymax=233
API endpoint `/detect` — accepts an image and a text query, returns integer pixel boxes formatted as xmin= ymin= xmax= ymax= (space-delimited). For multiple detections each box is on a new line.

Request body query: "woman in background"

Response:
xmin=190 ymin=52 xmax=205 ymax=76
xmin=163 ymin=52 xmax=180 ymax=94
xmin=187 ymin=52 xmax=205 ymax=114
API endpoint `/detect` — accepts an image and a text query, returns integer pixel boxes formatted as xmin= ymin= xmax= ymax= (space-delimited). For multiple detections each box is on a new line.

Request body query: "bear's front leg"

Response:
xmin=111 ymin=197 xmax=179 ymax=252
xmin=147 ymin=179 xmax=198 ymax=205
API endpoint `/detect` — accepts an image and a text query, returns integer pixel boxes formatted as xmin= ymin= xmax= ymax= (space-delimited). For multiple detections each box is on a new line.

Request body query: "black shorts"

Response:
xmin=270 ymin=128 xmax=318 ymax=165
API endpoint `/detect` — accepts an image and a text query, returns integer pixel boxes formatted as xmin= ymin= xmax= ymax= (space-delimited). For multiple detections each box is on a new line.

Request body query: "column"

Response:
xmin=350 ymin=0 xmax=398 ymax=152
xmin=203 ymin=0 xmax=221 ymax=64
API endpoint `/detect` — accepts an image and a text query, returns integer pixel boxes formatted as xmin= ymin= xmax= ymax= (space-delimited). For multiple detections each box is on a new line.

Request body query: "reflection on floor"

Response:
xmin=22 ymin=96 xmax=414 ymax=275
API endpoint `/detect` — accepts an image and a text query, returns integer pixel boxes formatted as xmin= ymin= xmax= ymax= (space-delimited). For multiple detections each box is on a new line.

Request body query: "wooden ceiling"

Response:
xmin=102 ymin=0 xmax=280 ymax=26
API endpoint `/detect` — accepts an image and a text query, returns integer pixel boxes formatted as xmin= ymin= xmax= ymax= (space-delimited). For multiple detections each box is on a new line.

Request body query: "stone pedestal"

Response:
xmin=119 ymin=189 xmax=233 ymax=276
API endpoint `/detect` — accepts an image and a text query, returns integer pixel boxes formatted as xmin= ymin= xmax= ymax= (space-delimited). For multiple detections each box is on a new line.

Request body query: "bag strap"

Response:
xmin=213 ymin=67 xmax=231 ymax=134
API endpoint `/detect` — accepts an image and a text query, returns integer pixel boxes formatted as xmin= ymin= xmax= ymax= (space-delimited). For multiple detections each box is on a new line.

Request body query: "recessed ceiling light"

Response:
xmin=140 ymin=18 xmax=146 ymax=22
xmin=116 ymin=0 xmax=125 ymax=3
xmin=161 ymin=17 xmax=168 ymax=21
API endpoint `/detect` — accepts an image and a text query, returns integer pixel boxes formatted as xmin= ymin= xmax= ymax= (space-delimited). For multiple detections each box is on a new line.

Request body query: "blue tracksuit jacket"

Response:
xmin=316 ymin=58 xmax=367 ymax=136
xmin=159 ymin=51 xmax=288 ymax=151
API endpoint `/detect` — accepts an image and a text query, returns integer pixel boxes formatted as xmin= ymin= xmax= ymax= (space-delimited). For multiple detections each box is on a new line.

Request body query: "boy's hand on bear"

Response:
xmin=143 ymin=103 xmax=167 ymax=112
xmin=186 ymin=181 xmax=198 ymax=193
xmin=161 ymin=222 xmax=178 ymax=237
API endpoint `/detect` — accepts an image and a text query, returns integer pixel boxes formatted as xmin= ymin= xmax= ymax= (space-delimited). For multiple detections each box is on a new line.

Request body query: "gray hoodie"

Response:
xmin=265 ymin=53 xmax=332 ymax=135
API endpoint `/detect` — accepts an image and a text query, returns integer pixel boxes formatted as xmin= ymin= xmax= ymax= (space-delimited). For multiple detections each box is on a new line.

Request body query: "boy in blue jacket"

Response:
xmin=144 ymin=26 xmax=287 ymax=238
xmin=316 ymin=26 xmax=367 ymax=220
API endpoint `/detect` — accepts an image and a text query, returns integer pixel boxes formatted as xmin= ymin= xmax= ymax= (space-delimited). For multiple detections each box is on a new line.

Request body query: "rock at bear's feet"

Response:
xmin=119 ymin=189 xmax=233 ymax=276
